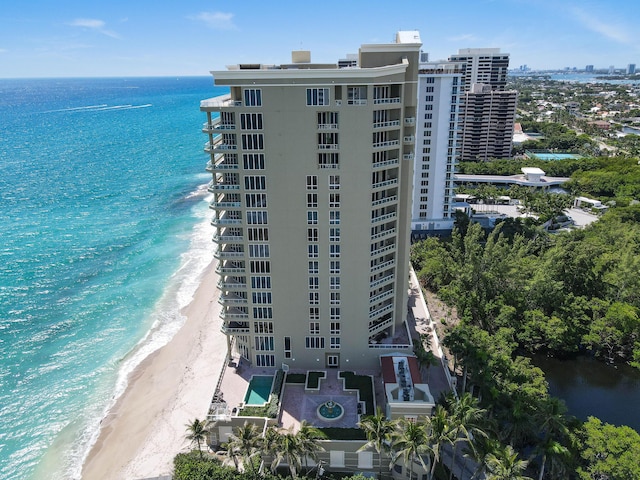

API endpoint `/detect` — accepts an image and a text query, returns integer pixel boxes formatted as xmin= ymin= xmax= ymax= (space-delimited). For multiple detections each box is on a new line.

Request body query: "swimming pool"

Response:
xmin=244 ymin=375 xmax=274 ymax=405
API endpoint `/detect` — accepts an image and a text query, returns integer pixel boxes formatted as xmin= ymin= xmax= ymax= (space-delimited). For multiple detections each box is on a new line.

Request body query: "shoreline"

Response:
xmin=81 ymin=259 xmax=223 ymax=479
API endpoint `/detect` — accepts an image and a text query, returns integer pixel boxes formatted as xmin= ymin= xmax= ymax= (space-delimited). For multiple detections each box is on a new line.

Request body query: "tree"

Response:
xmin=425 ymin=405 xmax=456 ymax=480
xmin=391 ymin=418 xmax=431 ymax=480
xmin=226 ymin=421 xmax=263 ymax=479
xmin=484 ymin=444 xmax=532 ymax=480
xmin=296 ymin=420 xmax=325 ymax=472
xmin=270 ymin=428 xmax=304 ymax=479
xmin=357 ymin=406 xmax=395 ymax=479
xmin=185 ymin=418 xmax=210 ymax=458
xmin=575 ymin=416 xmax=640 ymax=480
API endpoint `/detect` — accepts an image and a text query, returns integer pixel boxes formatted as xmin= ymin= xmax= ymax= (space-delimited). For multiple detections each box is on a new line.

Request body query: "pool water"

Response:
xmin=244 ymin=375 xmax=274 ymax=405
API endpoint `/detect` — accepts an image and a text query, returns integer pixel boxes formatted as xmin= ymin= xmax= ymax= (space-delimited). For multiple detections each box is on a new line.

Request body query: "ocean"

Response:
xmin=0 ymin=77 xmax=225 ymax=479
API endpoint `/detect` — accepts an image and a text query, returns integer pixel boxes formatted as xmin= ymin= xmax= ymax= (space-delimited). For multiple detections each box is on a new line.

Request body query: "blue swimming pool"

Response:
xmin=244 ymin=375 xmax=273 ymax=405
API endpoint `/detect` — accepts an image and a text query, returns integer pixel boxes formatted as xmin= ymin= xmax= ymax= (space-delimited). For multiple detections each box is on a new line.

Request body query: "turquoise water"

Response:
xmin=244 ymin=376 xmax=274 ymax=405
xmin=0 ymin=77 xmax=225 ymax=479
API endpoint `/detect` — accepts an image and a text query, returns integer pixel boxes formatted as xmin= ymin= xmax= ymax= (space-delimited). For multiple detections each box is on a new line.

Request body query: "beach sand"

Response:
xmin=81 ymin=259 xmax=223 ymax=480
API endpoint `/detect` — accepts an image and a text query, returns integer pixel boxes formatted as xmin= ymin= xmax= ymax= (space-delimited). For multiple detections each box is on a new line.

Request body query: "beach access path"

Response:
xmin=81 ymin=259 xmax=224 ymax=480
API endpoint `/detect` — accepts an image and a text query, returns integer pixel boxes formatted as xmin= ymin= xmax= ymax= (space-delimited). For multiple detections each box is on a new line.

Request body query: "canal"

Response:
xmin=532 ymin=354 xmax=640 ymax=432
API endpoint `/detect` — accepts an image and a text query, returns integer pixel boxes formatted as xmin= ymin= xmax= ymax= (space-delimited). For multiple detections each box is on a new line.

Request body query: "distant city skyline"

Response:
xmin=1 ymin=0 xmax=639 ymax=78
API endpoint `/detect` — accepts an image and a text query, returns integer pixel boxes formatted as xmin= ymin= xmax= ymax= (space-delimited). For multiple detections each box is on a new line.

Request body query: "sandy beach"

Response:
xmin=81 ymin=259 xmax=224 ymax=480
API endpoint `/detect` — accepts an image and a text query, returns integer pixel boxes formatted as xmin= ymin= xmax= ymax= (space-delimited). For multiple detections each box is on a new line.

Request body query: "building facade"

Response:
xmin=411 ymin=60 xmax=463 ymax=234
xmin=449 ymin=48 xmax=517 ymax=162
xmin=201 ymin=32 xmax=421 ymax=371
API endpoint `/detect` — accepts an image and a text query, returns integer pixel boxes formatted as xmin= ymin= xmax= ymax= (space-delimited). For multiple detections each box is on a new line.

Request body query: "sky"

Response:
xmin=1 ymin=0 xmax=639 ymax=78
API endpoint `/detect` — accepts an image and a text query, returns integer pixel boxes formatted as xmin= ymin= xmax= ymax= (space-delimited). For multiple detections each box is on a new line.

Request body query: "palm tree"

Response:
xmin=485 ymin=444 xmax=532 ymax=480
xmin=226 ymin=421 xmax=264 ymax=479
xmin=425 ymin=405 xmax=456 ymax=480
xmin=391 ymin=418 xmax=431 ymax=480
xmin=533 ymin=437 xmax=570 ymax=480
xmin=296 ymin=420 xmax=325 ymax=473
xmin=445 ymin=392 xmax=487 ymax=480
xmin=357 ymin=406 xmax=395 ymax=479
xmin=534 ymin=398 xmax=570 ymax=480
xmin=184 ymin=418 xmax=210 ymax=458
xmin=271 ymin=428 xmax=303 ymax=479
xmin=463 ymin=434 xmax=501 ymax=480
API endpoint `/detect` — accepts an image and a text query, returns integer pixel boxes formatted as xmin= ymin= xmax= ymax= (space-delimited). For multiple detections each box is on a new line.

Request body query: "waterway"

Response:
xmin=532 ymin=355 xmax=640 ymax=431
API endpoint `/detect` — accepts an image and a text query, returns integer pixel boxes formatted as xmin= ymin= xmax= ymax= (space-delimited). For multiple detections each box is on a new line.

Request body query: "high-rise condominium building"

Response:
xmin=201 ymin=32 xmax=421 ymax=370
xmin=411 ymin=60 xmax=463 ymax=234
xmin=628 ymin=64 xmax=637 ymax=75
xmin=448 ymin=48 xmax=517 ymax=162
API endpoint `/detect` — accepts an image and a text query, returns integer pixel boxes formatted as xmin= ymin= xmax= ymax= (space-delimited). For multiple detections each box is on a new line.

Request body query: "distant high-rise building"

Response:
xmin=609 ymin=65 xmax=615 ymax=75
xmin=448 ymin=48 xmax=517 ymax=162
xmin=628 ymin=64 xmax=636 ymax=75
xmin=201 ymin=32 xmax=421 ymax=370
xmin=585 ymin=65 xmax=594 ymax=72
xmin=411 ymin=60 xmax=463 ymax=234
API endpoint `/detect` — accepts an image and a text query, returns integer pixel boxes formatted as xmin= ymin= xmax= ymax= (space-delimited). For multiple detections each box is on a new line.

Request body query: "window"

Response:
xmin=244 ymin=89 xmax=262 ymax=106
xmin=284 ymin=336 xmax=292 ymax=358
xmin=329 ymin=175 xmax=340 ymax=189
xmin=317 ymin=111 xmax=338 ymax=126
xmin=248 ymin=244 xmax=269 ymax=258
xmin=318 ymin=132 xmax=338 ymax=149
xmin=240 ymin=113 xmax=263 ymax=130
xmin=244 ymin=175 xmax=266 ymax=190
xmin=330 ymin=277 xmax=340 ymax=290
xmin=308 ymin=245 xmax=319 ymax=258
xmin=425 ymin=86 xmax=434 ymax=93
xmin=308 ymin=276 xmax=319 ymax=290
xmin=241 ymin=134 xmax=264 ymax=150
xmin=330 ymin=211 xmax=340 ymax=225
xmin=425 ymin=113 xmax=433 ymax=119
xmin=309 ymin=292 xmax=319 ymax=304
xmin=253 ymin=307 xmax=273 ymax=319
xmin=329 ymin=228 xmax=340 ymax=241
xmin=247 ymin=227 xmax=268 ymax=241
xmin=307 ymin=88 xmax=329 ymax=106
xmin=251 ymin=276 xmax=271 ymax=289
xmin=245 ymin=193 xmax=267 ymax=208
xmin=243 ymin=153 xmax=265 ymax=169
xmin=330 ymin=245 xmax=340 ymax=257
xmin=250 ymin=260 xmax=270 ymax=273
xmin=330 ymin=261 xmax=340 ymax=273
xmin=254 ymin=336 xmax=274 ymax=351
xmin=309 ymin=307 xmax=319 ymax=320
xmin=330 ymin=322 xmax=341 ymax=334
xmin=246 ymin=211 xmax=268 ymax=224
xmin=307 ymin=228 xmax=318 ymax=242
xmin=307 ymin=211 xmax=318 ymax=225
xmin=347 ymin=86 xmax=367 ymax=104
xmin=318 ymin=153 xmax=339 ymax=168
xmin=307 ymin=193 xmax=318 ymax=208
xmin=425 ymin=77 xmax=435 ymax=84
xmin=330 ymin=308 xmax=340 ymax=321
xmin=308 ymin=261 xmax=319 ymax=274
xmin=256 ymin=354 xmax=275 ymax=367
xmin=305 ymin=337 xmax=325 ymax=349
xmin=329 ymin=193 xmax=340 ymax=208
xmin=309 ymin=322 xmax=320 ymax=334
xmin=330 ymin=337 xmax=341 ymax=349
xmin=330 ymin=292 xmax=340 ymax=305
xmin=424 ymin=105 xmax=433 ymax=111
xmin=254 ymin=321 xmax=273 ymax=333
xmin=306 ymin=175 xmax=318 ymax=190
xmin=425 ymin=95 xmax=434 ymax=102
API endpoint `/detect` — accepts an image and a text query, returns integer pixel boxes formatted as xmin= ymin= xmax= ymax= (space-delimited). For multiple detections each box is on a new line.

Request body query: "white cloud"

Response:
xmin=68 ymin=18 xmax=120 ymax=39
xmin=569 ymin=7 xmax=631 ymax=44
xmin=188 ymin=12 xmax=236 ymax=30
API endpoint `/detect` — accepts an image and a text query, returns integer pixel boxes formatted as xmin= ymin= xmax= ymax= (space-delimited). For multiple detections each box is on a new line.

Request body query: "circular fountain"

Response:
xmin=317 ymin=400 xmax=344 ymax=421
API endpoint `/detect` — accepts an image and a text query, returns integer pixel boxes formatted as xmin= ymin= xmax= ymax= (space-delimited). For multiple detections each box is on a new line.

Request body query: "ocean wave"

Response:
xmin=42 ymin=104 xmax=152 ymax=114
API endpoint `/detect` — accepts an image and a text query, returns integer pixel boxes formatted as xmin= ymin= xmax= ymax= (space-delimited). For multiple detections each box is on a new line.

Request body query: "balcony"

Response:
xmin=370 ymin=289 xmax=395 ymax=305
xmin=214 ymin=249 xmax=245 ymax=260
xmin=369 ymin=303 xmax=395 ymax=319
xmin=372 ymin=178 xmax=398 ymax=190
xmin=206 ymin=158 xmax=239 ymax=171
xmin=200 ymin=94 xmax=243 ymax=109
xmin=220 ymin=320 xmax=250 ymax=335
xmin=202 ymin=120 xmax=236 ymax=133
xmin=371 ymin=212 xmax=397 ymax=224
xmin=404 ymin=117 xmax=416 ymax=126
xmin=372 ymin=195 xmax=398 ymax=207
xmin=370 ymin=259 xmax=395 ymax=273
xmin=318 ymin=123 xmax=339 ymax=130
xmin=217 ymin=280 xmax=247 ymax=290
xmin=204 ymin=139 xmax=237 ymax=153
xmin=218 ymin=294 xmax=248 ymax=305
xmin=368 ymin=317 xmax=394 ymax=335
xmin=211 ymin=217 xmax=242 ymax=226
xmin=208 ymin=181 xmax=240 ymax=192
xmin=347 ymin=99 xmax=367 ymax=106
xmin=373 ymin=120 xmax=401 ymax=129
xmin=209 ymin=200 xmax=242 ymax=210
xmin=212 ymin=234 xmax=244 ymax=243
xmin=372 ymin=140 xmax=399 ymax=148
xmin=403 ymin=136 xmax=415 ymax=145
xmin=371 ymin=243 xmax=396 ymax=257
xmin=216 ymin=263 xmax=246 ymax=275
xmin=373 ymin=97 xmax=401 ymax=105
xmin=220 ymin=308 xmax=249 ymax=320
xmin=370 ymin=273 xmax=395 ymax=289
xmin=403 ymin=153 xmax=414 ymax=161
xmin=371 ymin=227 xmax=396 ymax=241
xmin=318 ymin=144 xmax=339 ymax=150
xmin=373 ymin=158 xmax=399 ymax=170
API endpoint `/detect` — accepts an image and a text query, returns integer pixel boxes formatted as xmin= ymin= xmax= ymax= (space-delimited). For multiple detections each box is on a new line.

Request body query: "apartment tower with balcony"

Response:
xmin=411 ymin=59 xmax=463 ymax=235
xmin=449 ymin=48 xmax=517 ymax=161
xmin=201 ymin=32 xmax=422 ymax=370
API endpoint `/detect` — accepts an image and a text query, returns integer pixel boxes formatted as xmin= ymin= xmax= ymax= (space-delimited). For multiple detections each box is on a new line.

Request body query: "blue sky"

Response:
xmin=1 ymin=0 xmax=638 ymax=77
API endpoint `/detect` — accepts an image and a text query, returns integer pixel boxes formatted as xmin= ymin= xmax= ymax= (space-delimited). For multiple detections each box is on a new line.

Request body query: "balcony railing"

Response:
xmin=214 ymin=250 xmax=245 ymax=259
xmin=318 ymin=144 xmax=339 ymax=150
xmin=372 ymin=178 xmax=398 ymax=189
xmin=206 ymin=159 xmax=239 ymax=171
xmin=216 ymin=264 xmax=246 ymax=275
xmin=217 ymin=280 xmax=247 ymax=290
xmin=318 ymin=124 xmax=339 ymax=130
xmin=220 ymin=321 xmax=250 ymax=334
xmin=211 ymin=217 xmax=242 ymax=226
xmin=373 ymin=120 xmax=401 ymax=129
xmin=372 ymin=158 xmax=399 ymax=169
xmin=370 ymin=259 xmax=395 ymax=273
xmin=202 ymin=121 xmax=236 ymax=133
xmin=368 ymin=317 xmax=394 ymax=334
xmin=370 ymin=273 xmax=395 ymax=289
xmin=404 ymin=117 xmax=416 ymax=125
xmin=403 ymin=136 xmax=415 ymax=144
xmin=403 ymin=153 xmax=414 ymax=161
xmin=369 ymin=303 xmax=395 ymax=319
xmin=212 ymin=234 xmax=244 ymax=243
xmin=347 ymin=99 xmax=367 ymax=105
xmin=209 ymin=201 xmax=242 ymax=209
xmin=372 ymin=140 xmax=399 ymax=148
xmin=372 ymin=195 xmax=398 ymax=207
xmin=218 ymin=294 xmax=248 ymax=305
xmin=369 ymin=289 xmax=395 ymax=305
xmin=208 ymin=182 xmax=240 ymax=192
xmin=200 ymin=95 xmax=242 ymax=109
xmin=371 ymin=212 xmax=397 ymax=224
xmin=370 ymin=243 xmax=396 ymax=257
xmin=373 ymin=97 xmax=401 ymax=104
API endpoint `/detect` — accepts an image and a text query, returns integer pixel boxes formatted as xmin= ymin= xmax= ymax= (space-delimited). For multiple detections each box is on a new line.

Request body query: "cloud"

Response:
xmin=188 ymin=11 xmax=236 ymax=30
xmin=68 ymin=18 xmax=120 ymax=39
xmin=568 ymin=7 xmax=631 ymax=44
